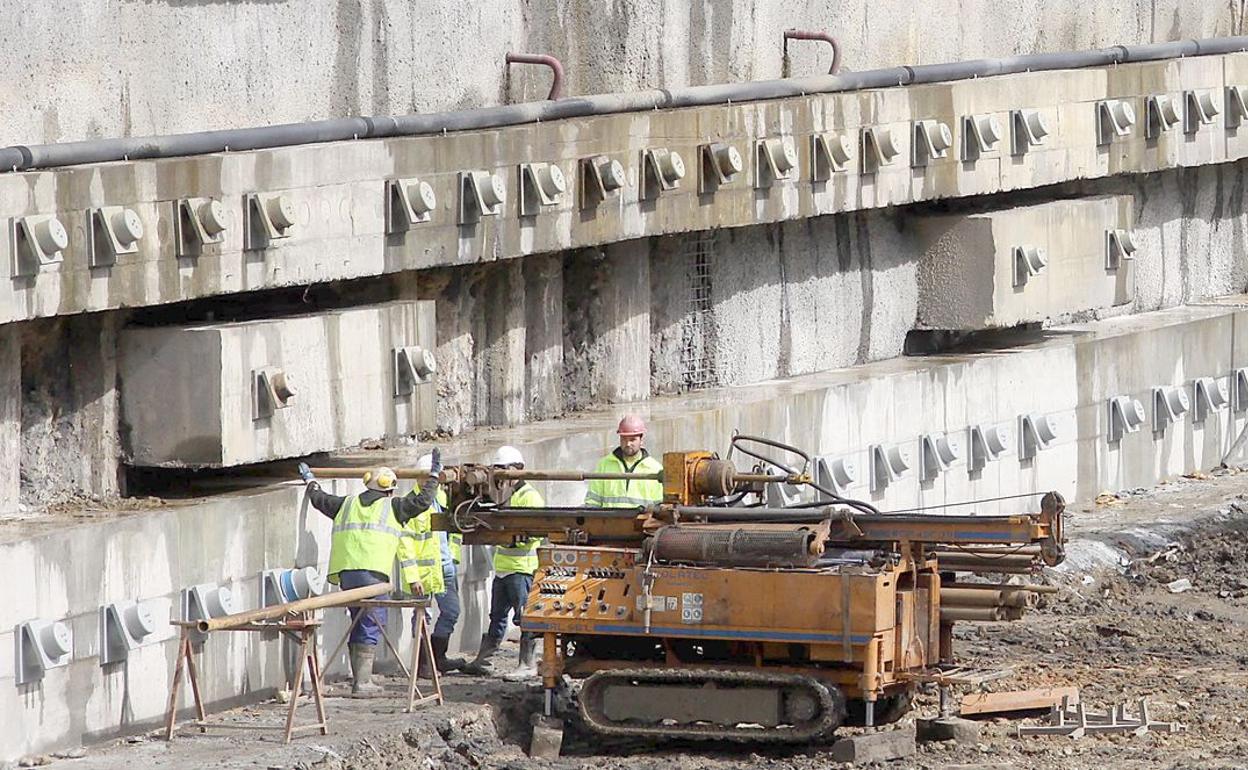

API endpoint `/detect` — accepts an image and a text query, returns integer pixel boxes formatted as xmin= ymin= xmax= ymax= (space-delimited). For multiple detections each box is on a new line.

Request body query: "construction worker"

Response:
xmin=397 ymin=452 xmax=466 ymax=676
xmin=462 ymin=445 xmax=545 ymax=679
xmin=584 ymin=414 xmax=664 ymax=508
xmin=299 ymin=452 xmax=441 ymax=696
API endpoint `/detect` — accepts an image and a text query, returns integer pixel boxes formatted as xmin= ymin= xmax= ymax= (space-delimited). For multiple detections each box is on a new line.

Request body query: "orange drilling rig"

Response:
xmin=421 ymin=435 xmax=1065 ymax=743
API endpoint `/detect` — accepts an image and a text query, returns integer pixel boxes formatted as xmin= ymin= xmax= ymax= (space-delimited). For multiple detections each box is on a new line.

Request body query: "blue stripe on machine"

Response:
xmin=522 ymin=622 xmax=871 ymax=644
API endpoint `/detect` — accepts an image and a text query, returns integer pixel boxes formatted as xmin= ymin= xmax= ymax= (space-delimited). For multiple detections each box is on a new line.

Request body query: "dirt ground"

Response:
xmin=41 ymin=472 xmax=1248 ymax=770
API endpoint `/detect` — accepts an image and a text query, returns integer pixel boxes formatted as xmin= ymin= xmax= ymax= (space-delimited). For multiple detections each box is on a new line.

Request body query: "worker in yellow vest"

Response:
xmin=462 ymin=445 xmax=545 ymax=678
xmin=397 ymin=452 xmax=466 ymax=676
xmin=299 ymin=452 xmax=440 ymax=696
xmin=584 ymin=414 xmax=664 ymax=508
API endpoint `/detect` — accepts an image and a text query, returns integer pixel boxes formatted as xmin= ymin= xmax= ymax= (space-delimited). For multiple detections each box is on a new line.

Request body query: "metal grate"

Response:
xmin=679 ymin=233 xmax=718 ymax=391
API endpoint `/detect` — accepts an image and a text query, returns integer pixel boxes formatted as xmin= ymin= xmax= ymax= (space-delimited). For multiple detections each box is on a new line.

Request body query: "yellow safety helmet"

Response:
xmin=362 ymin=466 xmax=398 ymax=493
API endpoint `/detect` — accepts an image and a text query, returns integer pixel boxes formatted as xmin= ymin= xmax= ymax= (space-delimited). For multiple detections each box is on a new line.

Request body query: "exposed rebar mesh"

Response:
xmin=679 ymin=234 xmax=718 ymax=391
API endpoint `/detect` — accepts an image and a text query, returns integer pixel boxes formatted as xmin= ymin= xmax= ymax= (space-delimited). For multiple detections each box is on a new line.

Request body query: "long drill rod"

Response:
xmin=306 ymin=466 xmax=792 ymax=483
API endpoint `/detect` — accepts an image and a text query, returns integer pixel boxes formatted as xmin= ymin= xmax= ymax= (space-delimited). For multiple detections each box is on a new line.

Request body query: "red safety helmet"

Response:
xmin=617 ymin=414 xmax=646 ymax=436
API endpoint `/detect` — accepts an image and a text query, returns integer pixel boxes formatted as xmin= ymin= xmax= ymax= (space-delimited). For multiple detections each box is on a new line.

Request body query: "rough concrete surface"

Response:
xmin=20 ymin=314 xmax=122 ymax=507
xmin=1062 ymin=162 xmax=1248 ymax=314
xmin=1 ymin=1 xmax=1242 ymax=146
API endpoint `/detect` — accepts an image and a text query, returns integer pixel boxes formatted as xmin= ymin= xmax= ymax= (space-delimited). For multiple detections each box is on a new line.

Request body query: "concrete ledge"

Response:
xmin=915 ymin=196 xmax=1134 ymax=330
xmin=118 ymin=300 xmax=437 ymax=467
xmin=1 ymin=55 xmax=1247 ymax=325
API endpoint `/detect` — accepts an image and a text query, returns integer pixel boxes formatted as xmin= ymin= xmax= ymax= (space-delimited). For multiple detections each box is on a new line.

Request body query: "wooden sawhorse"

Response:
xmin=165 ymin=616 xmax=328 ymax=744
xmin=322 ymin=598 xmax=442 ymax=711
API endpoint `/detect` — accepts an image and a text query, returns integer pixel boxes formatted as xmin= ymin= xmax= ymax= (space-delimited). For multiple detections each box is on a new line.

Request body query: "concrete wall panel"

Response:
xmin=119 ymin=300 xmax=436 ymax=467
xmin=915 ymin=196 xmax=1135 ymax=330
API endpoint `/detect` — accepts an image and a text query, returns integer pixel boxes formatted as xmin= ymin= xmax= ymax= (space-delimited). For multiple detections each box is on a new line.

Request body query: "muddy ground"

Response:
xmin=38 ymin=472 xmax=1248 ymax=770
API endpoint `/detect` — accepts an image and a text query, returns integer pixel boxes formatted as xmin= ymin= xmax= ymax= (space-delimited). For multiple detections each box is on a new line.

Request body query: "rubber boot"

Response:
xmin=460 ymin=634 xmax=501 ymax=675
xmin=433 ymin=635 xmax=466 ymax=673
xmin=503 ymin=635 xmax=539 ymax=682
xmin=349 ymin=643 xmax=383 ymax=697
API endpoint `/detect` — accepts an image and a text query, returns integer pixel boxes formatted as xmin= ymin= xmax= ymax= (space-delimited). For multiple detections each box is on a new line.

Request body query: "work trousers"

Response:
xmin=410 ymin=564 xmax=462 ymax=639
xmin=486 ymin=571 xmax=533 ymax=642
xmin=338 ymin=569 xmax=389 ymax=646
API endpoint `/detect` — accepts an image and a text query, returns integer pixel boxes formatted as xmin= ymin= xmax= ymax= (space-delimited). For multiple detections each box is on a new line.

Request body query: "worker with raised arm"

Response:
xmin=584 ymin=414 xmax=664 ymax=508
xmin=297 ymin=451 xmax=441 ymax=696
xmin=396 ymin=452 xmax=466 ymax=677
xmin=462 ymin=445 xmax=546 ymax=679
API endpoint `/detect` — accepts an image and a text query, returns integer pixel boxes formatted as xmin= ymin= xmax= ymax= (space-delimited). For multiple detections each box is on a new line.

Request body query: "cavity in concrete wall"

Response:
xmin=19 ymin=313 xmax=121 ymax=509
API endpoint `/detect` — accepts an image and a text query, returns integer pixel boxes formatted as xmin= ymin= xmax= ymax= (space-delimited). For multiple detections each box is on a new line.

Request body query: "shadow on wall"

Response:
xmin=1060 ymin=163 xmax=1248 ymax=312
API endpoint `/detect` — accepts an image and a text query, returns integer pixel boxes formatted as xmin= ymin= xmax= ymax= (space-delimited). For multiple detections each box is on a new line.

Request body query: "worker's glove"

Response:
xmin=297 ymin=462 xmax=315 ymax=484
xmin=429 ymin=447 xmax=443 ymax=477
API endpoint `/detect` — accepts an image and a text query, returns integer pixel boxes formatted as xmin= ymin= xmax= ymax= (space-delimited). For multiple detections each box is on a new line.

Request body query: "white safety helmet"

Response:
xmin=362 ymin=466 xmax=398 ymax=493
xmin=491 ymin=445 xmax=525 ymax=468
xmin=415 ymin=453 xmax=434 ymax=472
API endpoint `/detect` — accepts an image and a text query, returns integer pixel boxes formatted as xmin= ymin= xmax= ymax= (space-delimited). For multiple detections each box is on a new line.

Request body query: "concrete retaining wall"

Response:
xmin=6 ymin=296 xmax=1244 ymax=760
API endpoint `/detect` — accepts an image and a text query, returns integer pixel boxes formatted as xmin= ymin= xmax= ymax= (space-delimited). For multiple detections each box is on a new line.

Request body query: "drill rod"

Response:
xmin=305 ymin=466 xmax=792 ymax=483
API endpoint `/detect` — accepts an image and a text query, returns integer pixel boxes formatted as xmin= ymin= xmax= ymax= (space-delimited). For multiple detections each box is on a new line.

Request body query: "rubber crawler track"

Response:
xmin=578 ymin=667 xmax=846 ymax=743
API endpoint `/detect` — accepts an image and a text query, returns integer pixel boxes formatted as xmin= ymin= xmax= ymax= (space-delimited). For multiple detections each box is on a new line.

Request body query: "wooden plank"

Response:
xmin=961 ymin=686 xmax=1080 ymax=716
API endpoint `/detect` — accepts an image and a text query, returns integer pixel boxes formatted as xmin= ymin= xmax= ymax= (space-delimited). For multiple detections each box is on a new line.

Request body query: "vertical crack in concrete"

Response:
xmin=853 ymin=213 xmax=875 ymax=364
xmin=331 ymin=0 xmax=364 ymax=117
xmin=370 ymin=0 xmax=391 ymax=115
xmin=1178 ymin=168 xmax=1200 ymax=302
xmin=775 ymin=224 xmax=792 ymax=378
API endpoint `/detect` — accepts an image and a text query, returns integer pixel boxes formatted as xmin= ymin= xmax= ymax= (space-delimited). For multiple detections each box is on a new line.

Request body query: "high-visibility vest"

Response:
xmin=397 ymin=493 xmax=445 ymax=597
xmin=492 ymin=482 xmax=545 ymax=575
xmin=327 ymin=495 xmax=403 ymax=584
xmin=428 ymin=487 xmax=463 ymax=564
xmin=584 ymin=450 xmax=664 ymax=507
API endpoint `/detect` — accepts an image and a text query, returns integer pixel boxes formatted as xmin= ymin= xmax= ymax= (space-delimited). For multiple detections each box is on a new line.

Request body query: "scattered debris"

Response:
xmin=1166 ymin=578 xmax=1193 ymax=593
xmin=307 ymin=745 xmax=344 ymax=761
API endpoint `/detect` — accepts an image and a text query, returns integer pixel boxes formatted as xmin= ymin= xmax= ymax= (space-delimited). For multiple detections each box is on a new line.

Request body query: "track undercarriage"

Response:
xmin=578 ymin=667 xmax=845 ymax=743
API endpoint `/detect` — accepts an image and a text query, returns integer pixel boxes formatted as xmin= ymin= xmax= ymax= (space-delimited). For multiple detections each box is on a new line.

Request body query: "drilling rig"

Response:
xmin=326 ymin=435 xmax=1065 ymax=742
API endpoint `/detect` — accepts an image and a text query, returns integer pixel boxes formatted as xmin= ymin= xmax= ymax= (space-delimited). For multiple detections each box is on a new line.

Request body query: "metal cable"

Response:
xmin=880 ymin=491 xmax=1042 ymax=514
